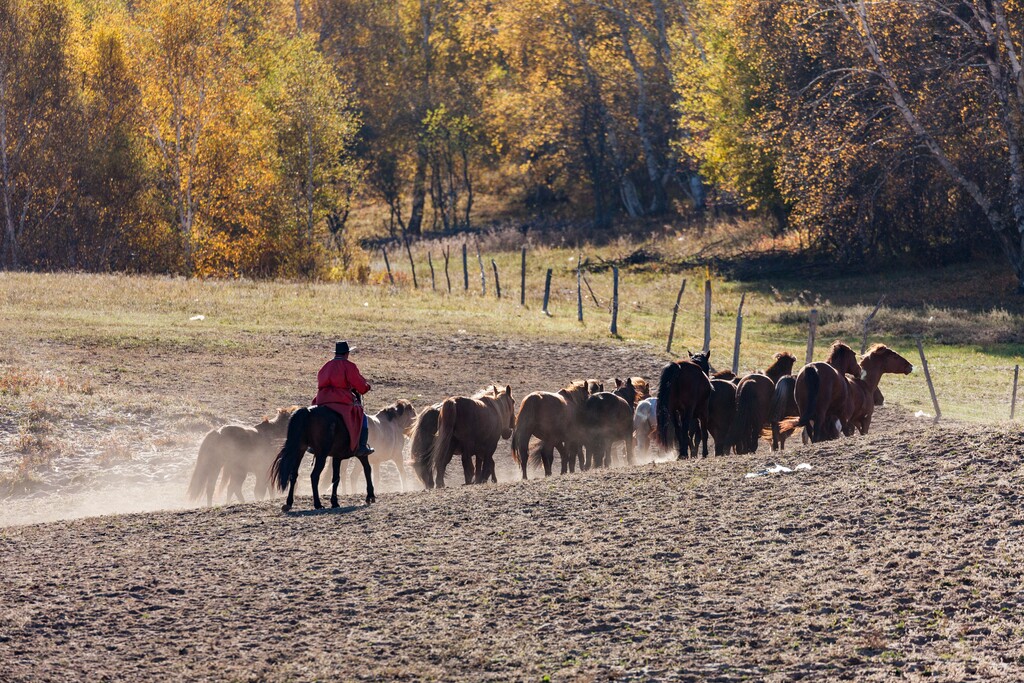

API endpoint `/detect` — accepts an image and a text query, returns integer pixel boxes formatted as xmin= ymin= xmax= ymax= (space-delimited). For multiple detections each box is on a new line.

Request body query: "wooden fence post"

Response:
xmin=732 ymin=293 xmax=745 ymax=375
xmin=702 ymin=275 xmax=712 ymax=353
xmin=1012 ymin=364 xmax=1020 ymax=420
xmin=542 ymin=268 xmax=553 ymax=316
xmin=805 ymin=309 xmax=819 ymax=364
xmin=520 ymin=247 xmax=526 ymax=306
xmin=666 ymin=277 xmax=687 ymax=354
xmin=860 ymin=295 xmax=886 ymax=354
xmin=442 ymin=246 xmax=452 ymax=293
xmin=476 ymin=244 xmax=486 ymax=295
xmin=610 ymin=266 xmax=619 ymax=336
xmin=491 ymin=259 xmax=501 ymax=299
xmin=403 ymin=237 xmax=418 ymax=289
xmin=576 ymin=255 xmax=583 ymax=322
xmin=462 ymin=243 xmax=468 ymax=291
xmin=382 ymin=246 xmax=395 ymax=285
xmin=915 ymin=337 xmax=941 ymax=422
xmin=427 ymin=252 xmax=436 ymax=291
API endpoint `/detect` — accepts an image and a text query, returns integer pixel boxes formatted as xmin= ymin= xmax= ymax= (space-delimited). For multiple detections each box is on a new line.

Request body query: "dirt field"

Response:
xmin=2 ymin=322 xmax=1024 ymax=680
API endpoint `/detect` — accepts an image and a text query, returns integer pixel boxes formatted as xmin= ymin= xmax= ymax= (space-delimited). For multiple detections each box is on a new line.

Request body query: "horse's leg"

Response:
xmin=700 ymin=416 xmax=710 ymax=458
xmin=542 ymin=444 xmax=554 ymax=477
xmin=461 ymin=452 xmax=474 ymax=485
xmin=556 ymin=444 xmax=572 ymax=474
xmin=359 ymin=454 xmax=376 ymax=504
xmin=625 ymin=431 xmax=635 ymax=466
xmin=393 ymin=456 xmax=406 ymax=492
xmin=860 ymin=414 xmax=872 ymax=435
xmin=310 ymin=454 xmax=327 ymax=509
xmin=284 ymin=469 xmax=298 ymax=513
xmin=330 ymin=454 xmax=342 ymax=508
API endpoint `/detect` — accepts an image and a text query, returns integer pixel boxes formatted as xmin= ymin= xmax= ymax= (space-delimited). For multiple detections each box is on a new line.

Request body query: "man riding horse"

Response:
xmin=311 ymin=341 xmax=374 ymax=458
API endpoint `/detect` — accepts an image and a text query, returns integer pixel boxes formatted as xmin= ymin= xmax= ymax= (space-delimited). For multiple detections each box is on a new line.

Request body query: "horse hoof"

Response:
xmin=281 ymin=503 xmax=291 ymax=512
xmin=365 ymin=495 xmax=376 ymax=505
xmin=331 ymin=501 xmax=340 ymax=509
xmin=314 ymin=502 xmax=324 ymax=510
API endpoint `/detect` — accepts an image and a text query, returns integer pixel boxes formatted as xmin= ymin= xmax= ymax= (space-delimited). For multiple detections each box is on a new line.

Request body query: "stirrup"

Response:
xmin=355 ymin=446 xmax=374 ymax=457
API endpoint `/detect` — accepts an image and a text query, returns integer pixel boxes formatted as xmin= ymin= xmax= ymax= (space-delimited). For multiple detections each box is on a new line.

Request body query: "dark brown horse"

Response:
xmin=511 ymin=381 xmax=590 ymax=478
xmin=270 ymin=406 xmax=373 ymax=511
xmin=765 ymin=351 xmax=797 ymax=383
xmin=188 ymin=406 xmax=297 ymax=506
xmin=842 ymin=344 xmax=913 ymax=435
xmin=431 ymin=385 xmax=516 ymax=487
xmin=725 ymin=373 xmax=775 ymax=454
xmin=581 ymin=379 xmax=636 ymax=469
xmin=783 ymin=341 xmax=861 ymax=443
xmin=707 ymin=379 xmax=737 ymax=456
xmin=711 ymin=369 xmax=738 ymax=382
xmin=657 ymin=351 xmax=713 ymax=459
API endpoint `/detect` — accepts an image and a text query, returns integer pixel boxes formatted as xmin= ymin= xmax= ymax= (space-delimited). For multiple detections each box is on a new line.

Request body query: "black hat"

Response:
xmin=334 ymin=341 xmax=354 ymax=356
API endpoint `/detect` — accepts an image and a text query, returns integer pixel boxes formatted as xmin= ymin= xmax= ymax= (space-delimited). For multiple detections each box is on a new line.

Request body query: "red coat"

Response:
xmin=312 ymin=358 xmax=371 ymax=450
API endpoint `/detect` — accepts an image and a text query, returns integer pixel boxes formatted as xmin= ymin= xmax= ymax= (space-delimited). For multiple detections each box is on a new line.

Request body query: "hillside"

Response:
xmin=2 ymin=412 xmax=1023 ymax=681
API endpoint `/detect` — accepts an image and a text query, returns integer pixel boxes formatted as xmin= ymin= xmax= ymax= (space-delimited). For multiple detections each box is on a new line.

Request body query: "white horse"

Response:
xmin=633 ymin=397 xmax=659 ymax=461
xmin=321 ymin=400 xmax=417 ymax=493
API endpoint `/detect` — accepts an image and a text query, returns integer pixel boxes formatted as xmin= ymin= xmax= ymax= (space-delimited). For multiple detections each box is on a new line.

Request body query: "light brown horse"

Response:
xmin=581 ymin=379 xmax=636 ymax=469
xmin=783 ymin=341 xmax=861 ymax=443
xmin=842 ymin=345 xmax=913 ymax=435
xmin=431 ymin=385 xmax=515 ymax=487
xmin=511 ymin=381 xmax=590 ymax=478
xmin=187 ymin=406 xmax=297 ymax=506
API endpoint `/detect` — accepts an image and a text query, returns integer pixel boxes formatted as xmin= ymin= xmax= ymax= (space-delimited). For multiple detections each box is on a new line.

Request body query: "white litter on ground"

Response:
xmin=745 ymin=463 xmax=813 ymax=478
xmin=914 ymin=410 xmax=932 ymax=418
xmin=189 ymin=314 xmax=205 ymax=321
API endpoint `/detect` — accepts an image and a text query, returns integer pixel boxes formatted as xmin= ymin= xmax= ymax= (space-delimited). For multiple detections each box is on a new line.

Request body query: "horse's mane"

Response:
xmin=863 ymin=343 xmax=890 ymax=359
xmin=377 ymin=399 xmax=414 ymax=421
xmin=472 ymin=385 xmax=501 ymax=400
xmin=559 ymin=381 xmax=590 ymax=406
xmin=712 ymin=370 xmax=736 ymax=380
xmin=263 ymin=405 xmax=299 ymax=425
xmin=766 ymin=352 xmax=796 ymax=373
xmin=826 ymin=340 xmax=856 ymax=363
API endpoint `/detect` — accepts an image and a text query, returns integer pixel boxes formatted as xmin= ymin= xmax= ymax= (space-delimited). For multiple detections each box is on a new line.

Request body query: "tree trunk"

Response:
xmin=407 ymin=143 xmax=427 ymax=235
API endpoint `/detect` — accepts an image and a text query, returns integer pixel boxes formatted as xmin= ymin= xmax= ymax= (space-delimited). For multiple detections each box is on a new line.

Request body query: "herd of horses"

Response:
xmin=187 ymin=341 xmax=913 ymax=512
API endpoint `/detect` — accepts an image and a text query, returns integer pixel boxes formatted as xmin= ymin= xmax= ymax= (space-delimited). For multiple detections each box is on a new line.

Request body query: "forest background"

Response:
xmin=5 ymin=0 xmax=1024 ymax=290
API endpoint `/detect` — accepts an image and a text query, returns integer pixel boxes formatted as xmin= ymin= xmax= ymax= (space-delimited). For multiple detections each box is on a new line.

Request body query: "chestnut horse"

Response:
xmin=726 ymin=373 xmax=775 ymax=454
xmin=657 ymin=351 xmax=713 ymax=459
xmin=581 ymin=379 xmax=636 ymax=469
xmin=270 ymin=405 xmax=373 ymax=511
xmin=842 ymin=344 xmax=913 ymax=435
xmin=431 ymin=385 xmax=515 ymax=487
xmin=783 ymin=341 xmax=861 ymax=443
xmin=511 ymin=381 xmax=590 ymax=478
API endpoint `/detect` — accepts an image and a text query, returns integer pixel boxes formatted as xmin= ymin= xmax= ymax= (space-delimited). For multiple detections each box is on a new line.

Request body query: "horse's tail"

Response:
xmin=796 ymin=366 xmax=819 ymax=428
xmin=763 ymin=376 xmax=795 ymax=442
xmin=725 ymin=388 xmax=754 ymax=454
xmin=430 ymin=399 xmax=458 ymax=473
xmin=656 ymin=364 xmax=679 ymax=449
xmin=187 ymin=430 xmax=222 ymax=504
xmin=775 ymin=417 xmax=801 ymax=442
xmin=408 ymin=406 xmax=440 ymax=488
xmin=510 ymin=398 xmax=536 ymax=466
xmin=270 ymin=407 xmax=310 ymax=492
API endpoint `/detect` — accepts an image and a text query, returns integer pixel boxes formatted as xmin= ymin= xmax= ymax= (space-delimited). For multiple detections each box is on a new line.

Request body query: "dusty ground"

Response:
xmin=3 ymin=328 xmax=1024 ymax=680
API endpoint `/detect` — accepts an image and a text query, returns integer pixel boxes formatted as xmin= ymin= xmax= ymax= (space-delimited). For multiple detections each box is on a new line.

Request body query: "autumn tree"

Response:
xmin=0 ymin=0 xmax=79 ymax=268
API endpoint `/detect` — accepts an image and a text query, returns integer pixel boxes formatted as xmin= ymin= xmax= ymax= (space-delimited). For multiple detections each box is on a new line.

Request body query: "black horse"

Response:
xmin=270 ymin=406 xmax=375 ymax=511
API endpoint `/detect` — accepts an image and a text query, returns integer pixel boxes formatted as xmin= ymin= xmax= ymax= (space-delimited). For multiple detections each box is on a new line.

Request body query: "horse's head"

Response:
xmin=630 ymin=377 xmax=651 ymax=401
xmin=613 ymin=378 xmax=636 ymax=406
xmin=586 ymin=379 xmax=604 ymax=394
xmin=766 ymin=351 xmax=797 ymax=382
xmin=826 ymin=341 xmax=860 ymax=376
xmin=387 ymin=399 xmax=417 ymax=435
xmin=688 ymin=350 xmax=711 ymax=375
xmin=256 ymin=406 xmax=298 ymax=438
xmin=862 ymin=344 xmax=914 ymax=377
xmin=498 ymin=385 xmax=515 ymax=439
